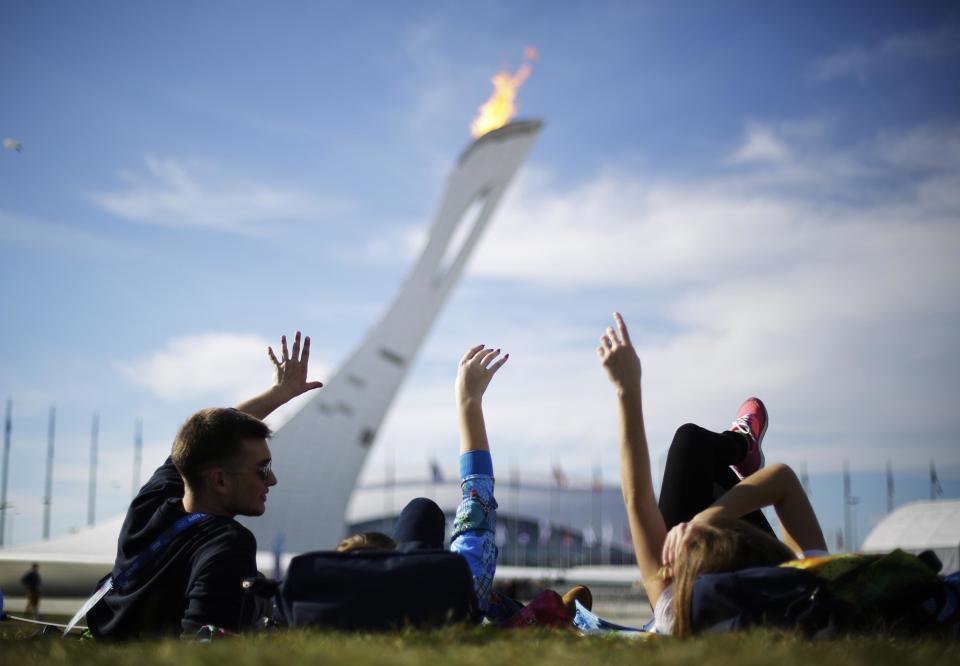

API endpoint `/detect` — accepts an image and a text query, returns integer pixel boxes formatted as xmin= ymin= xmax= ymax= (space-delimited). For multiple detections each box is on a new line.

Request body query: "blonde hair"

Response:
xmin=336 ymin=531 xmax=397 ymax=553
xmin=672 ymin=517 xmax=795 ymax=636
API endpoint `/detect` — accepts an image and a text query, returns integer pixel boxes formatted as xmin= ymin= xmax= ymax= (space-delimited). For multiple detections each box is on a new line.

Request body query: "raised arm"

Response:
xmin=693 ymin=463 xmax=827 ymax=554
xmin=235 ymin=330 xmax=324 ymax=420
xmin=598 ymin=313 xmax=668 ymax=606
xmin=450 ymin=345 xmax=508 ymax=612
xmin=455 ymin=344 xmax=508 ymax=454
xmin=660 ymin=462 xmax=828 ymax=579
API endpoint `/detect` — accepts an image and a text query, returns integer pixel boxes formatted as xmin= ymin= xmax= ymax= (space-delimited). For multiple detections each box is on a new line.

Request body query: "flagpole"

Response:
xmin=385 ymin=444 xmax=394 ymax=532
xmin=591 ymin=464 xmax=601 ymax=566
xmin=886 ymin=459 xmax=894 ymax=514
xmin=43 ymin=406 xmax=56 ymax=539
xmin=88 ymin=411 xmax=99 ymax=527
xmin=511 ymin=459 xmax=519 ymax=566
xmin=132 ymin=418 xmax=143 ymax=498
xmin=930 ymin=459 xmax=943 ymax=500
xmin=0 ymin=398 xmax=11 ymax=546
xmin=842 ymin=460 xmax=851 ymax=553
xmin=548 ymin=464 xmax=555 ymax=567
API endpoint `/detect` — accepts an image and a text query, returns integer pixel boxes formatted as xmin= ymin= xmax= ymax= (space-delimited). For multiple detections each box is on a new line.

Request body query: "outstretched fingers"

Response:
xmin=488 ymin=353 xmax=509 ymax=374
xmin=301 ymin=336 xmax=311 ymax=365
xmin=461 ymin=344 xmax=485 ymax=364
xmin=268 ymin=346 xmax=282 ymax=368
xmin=269 ymin=330 xmax=325 ymax=397
xmin=614 ymin=311 xmax=632 ymax=347
xmin=597 ymin=311 xmax=642 ymax=389
xmin=607 ymin=326 xmax=622 ymax=347
xmin=456 ymin=344 xmax=509 ymax=404
xmin=291 ymin=331 xmax=302 ymax=362
xmin=479 ymin=348 xmax=501 ymax=368
xmin=301 ymin=337 xmax=322 ymax=388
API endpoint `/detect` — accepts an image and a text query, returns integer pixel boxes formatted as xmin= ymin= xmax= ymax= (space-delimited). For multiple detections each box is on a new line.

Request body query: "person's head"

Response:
xmin=672 ymin=517 xmax=795 ymax=636
xmin=171 ymin=407 xmax=275 ymax=517
xmin=336 ymin=532 xmax=398 ymax=553
xmin=31 ymin=563 xmax=38 ymax=572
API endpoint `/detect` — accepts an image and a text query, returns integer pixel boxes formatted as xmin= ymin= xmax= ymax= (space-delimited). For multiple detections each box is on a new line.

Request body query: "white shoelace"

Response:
xmin=730 ymin=415 xmax=756 ymax=444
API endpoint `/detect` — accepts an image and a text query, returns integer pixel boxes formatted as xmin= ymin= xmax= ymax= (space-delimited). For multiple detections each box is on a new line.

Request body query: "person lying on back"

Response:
xmin=333 ymin=344 xmax=506 ymax=610
xmin=87 ymin=331 xmax=323 ymax=640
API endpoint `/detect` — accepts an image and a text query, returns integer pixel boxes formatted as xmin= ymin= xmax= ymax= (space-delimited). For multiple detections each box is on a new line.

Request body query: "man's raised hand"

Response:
xmin=235 ymin=330 xmax=324 ymax=420
xmin=267 ymin=331 xmax=324 ymax=402
xmin=597 ymin=312 xmax=641 ymax=394
xmin=456 ymin=345 xmax=509 ymax=405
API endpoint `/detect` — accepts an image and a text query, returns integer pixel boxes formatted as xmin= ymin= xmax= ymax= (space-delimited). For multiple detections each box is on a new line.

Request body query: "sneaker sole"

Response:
xmin=731 ymin=397 xmax=769 ymax=480
xmin=753 ymin=397 xmax=768 ymax=469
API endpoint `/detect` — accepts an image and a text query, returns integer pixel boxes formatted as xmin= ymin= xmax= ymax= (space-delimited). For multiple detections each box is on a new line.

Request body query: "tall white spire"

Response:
xmin=243 ymin=120 xmax=543 ymax=553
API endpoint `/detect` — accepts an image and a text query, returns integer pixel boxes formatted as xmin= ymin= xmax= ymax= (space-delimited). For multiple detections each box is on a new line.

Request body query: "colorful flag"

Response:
xmin=930 ymin=459 xmax=943 ymax=499
xmin=538 ymin=519 xmax=552 ymax=545
xmin=552 ymin=464 xmax=568 ymax=489
xmin=582 ymin=525 xmax=597 ymax=546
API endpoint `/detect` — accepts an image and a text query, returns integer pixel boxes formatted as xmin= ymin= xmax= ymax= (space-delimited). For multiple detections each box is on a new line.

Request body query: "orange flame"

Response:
xmin=470 ymin=48 xmax=537 ymax=139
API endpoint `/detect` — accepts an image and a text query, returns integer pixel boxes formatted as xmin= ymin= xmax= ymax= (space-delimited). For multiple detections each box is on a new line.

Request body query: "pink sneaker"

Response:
xmin=729 ymin=397 xmax=768 ymax=479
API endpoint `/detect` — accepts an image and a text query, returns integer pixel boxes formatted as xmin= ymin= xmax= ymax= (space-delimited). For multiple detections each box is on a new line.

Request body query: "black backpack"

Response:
xmin=279 ymin=549 xmax=478 ymax=630
xmin=691 ymin=551 xmax=958 ymax=637
xmin=691 ymin=566 xmax=847 ymax=636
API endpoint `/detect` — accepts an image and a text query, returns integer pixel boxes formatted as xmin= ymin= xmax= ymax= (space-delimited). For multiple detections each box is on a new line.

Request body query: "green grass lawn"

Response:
xmin=1 ymin=619 xmax=957 ymax=666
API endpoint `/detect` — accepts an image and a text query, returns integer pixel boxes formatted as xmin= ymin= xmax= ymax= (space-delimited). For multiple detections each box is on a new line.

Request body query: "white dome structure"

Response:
xmin=861 ymin=500 xmax=960 ymax=574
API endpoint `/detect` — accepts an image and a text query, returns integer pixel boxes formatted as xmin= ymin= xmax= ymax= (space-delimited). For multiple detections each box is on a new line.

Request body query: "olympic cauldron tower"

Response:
xmin=242 ymin=119 xmax=543 ymax=553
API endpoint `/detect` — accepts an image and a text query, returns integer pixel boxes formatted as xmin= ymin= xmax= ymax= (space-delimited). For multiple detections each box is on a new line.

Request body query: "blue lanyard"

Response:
xmin=64 ymin=512 xmax=211 ymax=635
xmin=113 ymin=512 xmax=211 ymax=586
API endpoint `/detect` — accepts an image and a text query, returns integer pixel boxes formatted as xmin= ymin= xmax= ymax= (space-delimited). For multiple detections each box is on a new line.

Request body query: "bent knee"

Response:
xmin=668 ymin=423 xmax=711 ymax=456
xmin=767 ymin=462 xmax=798 ymax=481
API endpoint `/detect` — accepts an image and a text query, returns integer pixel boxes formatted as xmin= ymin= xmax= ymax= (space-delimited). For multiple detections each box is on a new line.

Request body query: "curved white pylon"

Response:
xmin=242 ymin=120 xmax=543 ymax=553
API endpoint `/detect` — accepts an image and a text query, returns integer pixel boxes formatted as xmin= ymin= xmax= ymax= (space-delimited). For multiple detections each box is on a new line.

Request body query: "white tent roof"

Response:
xmin=0 ymin=516 xmax=123 ymax=564
xmin=862 ymin=499 xmax=960 ymax=551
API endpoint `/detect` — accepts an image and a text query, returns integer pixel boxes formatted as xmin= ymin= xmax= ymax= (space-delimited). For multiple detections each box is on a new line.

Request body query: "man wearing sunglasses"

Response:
xmin=87 ymin=331 xmax=323 ymax=640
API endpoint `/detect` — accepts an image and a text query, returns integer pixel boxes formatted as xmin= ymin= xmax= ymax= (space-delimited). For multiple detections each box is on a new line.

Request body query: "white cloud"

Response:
xmin=115 ymin=332 xmax=278 ymax=402
xmin=336 ymin=222 xmax=428 ymax=267
xmin=467 ymin=170 xmax=801 ymax=287
xmin=471 ymin=121 xmax=960 ymax=290
xmin=875 ymin=123 xmax=960 ymax=171
xmin=0 ymin=210 xmax=139 ymax=256
xmin=729 ymin=124 xmax=790 ymax=164
xmin=812 ymin=47 xmax=872 ymax=82
xmin=813 ymin=25 xmax=960 ymax=82
xmin=883 ymin=24 xmax=960 ymax=60
xmin=293 ymin=115 xmax=960 ymax=491
xmin=399 ymin=18 xmax=476 ymax=138
xmin=363 ymin=121 xmax=960 ymax=476
xmin=364 ymin=322 xmax=623 ymax=484
xmin=90 ymin=156 xmax=339 ymax=234
xmin=115 ymin=332 xmax=331 ymax=437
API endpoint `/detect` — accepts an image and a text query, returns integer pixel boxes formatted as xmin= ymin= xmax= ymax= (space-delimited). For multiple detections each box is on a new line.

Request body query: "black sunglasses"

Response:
xmin=224 ymin=460 xmax=272 ymax=482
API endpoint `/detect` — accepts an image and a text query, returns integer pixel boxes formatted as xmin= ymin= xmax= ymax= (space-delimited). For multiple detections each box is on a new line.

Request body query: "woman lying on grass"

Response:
xmin=598 ymin=312 xmax=828 ymax=636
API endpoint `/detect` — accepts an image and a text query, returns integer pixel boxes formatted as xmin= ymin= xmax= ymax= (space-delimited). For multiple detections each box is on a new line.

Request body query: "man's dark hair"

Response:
xmin=171 ymin=408 xmax=272 ymax=490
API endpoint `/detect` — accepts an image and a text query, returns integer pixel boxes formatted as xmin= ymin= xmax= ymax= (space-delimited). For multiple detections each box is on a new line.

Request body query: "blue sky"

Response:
xmin=1 ymin=1 xmax=958 ymax=549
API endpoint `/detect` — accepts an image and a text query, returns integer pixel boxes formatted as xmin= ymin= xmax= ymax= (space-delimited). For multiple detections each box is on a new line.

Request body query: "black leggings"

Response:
xmin=657 ymin=423 xmax=774 ymax=534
